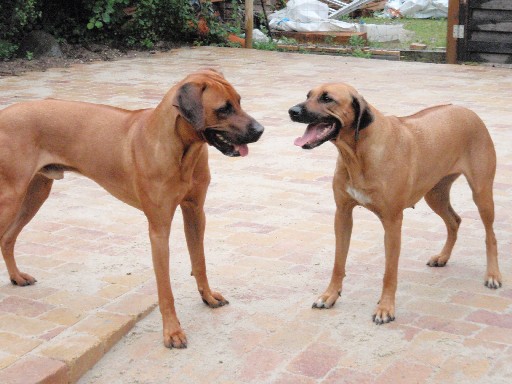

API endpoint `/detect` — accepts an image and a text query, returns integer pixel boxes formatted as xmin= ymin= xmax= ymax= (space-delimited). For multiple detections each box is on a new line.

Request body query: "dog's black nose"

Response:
xmin=252 ymin=121 xmax=264 ymax=136
xmin=247 ymin=120 xmax=264 ymax=142
xmin=288 ymin=105 xmax=302 ymax=119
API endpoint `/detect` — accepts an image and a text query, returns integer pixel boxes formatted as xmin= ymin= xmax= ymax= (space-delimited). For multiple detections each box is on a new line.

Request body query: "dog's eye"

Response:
xmin=319 ymin=93 xmax=333 ymax=103
xmin=216 ymin=102 xmax=234 ymax=117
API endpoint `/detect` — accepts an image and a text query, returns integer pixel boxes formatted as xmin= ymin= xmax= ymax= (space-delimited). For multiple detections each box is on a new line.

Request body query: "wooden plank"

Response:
xmin=465 ymin=52 xmax=512 ymax=64
xmin=467 ymin=40 xmax=512 ymax=54
xmin=470 ymin=0 xmax=512 ymax=11
xmin=469 ymin=20 xmax=512 ymax=33
xmin=271 ymin=31 xmax=367 ymax=45
xmin=470 ymin=31 xmax=512 ymax=42
xmin=470 ymin=9 xmax=512 ymax=23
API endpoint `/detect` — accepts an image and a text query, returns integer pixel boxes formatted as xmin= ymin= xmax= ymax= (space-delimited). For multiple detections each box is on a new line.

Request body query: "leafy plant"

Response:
xmin=346 ymin=34 xmax=370 ymax=58
xmin=127 ymin=0 xmax=204 ymax=48
xmin=0 ymin=0 xmax=245 ymax=58
xmin=254 ymin=40 xmax=278 ymax=51
xmin=87 ymin=0 xmax=129 ymax=30
xmin=0 ymin=0 xmax=41 ymax=58
xmin=351 ymin=48 xmax=371 ymax=59
xmin=0 ymin=40 xmax=18 ymax=60
xmin=349 ymin=34 xmax=366 ymax=48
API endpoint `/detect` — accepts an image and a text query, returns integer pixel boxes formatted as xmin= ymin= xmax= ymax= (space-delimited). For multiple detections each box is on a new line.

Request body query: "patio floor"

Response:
xmin=0 ymin=47 xmax=511 ymax=383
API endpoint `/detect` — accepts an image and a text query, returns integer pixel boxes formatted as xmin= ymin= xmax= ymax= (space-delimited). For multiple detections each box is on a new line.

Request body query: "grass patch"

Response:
xmin=358 ymin=17 xmax=447 ymax=50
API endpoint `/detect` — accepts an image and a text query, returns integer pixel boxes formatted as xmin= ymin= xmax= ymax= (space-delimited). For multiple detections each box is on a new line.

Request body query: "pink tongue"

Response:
xmin=236 ymin=144 xmax=249 ymax=157
xmin=294 ymin=126 xmax=322 ymax=147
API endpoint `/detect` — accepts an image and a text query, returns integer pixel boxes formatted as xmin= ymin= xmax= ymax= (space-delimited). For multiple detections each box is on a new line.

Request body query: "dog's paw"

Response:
xmin=372 ymin=304 xmax=395 ymax=325
xmin=163 ymin=328 xmax=188 ymax=349
xmin=312 ymin=290 xmax=341 ymax=309
xmin=10 ymin=272 xmax=37 ymax=286
xmin=201 ymin=290 xmax=229 ymax=308
xmin=426 ymin=254 xmax=449 ymax=267
xmin=484 ymin=272 xmax=502 ymax=290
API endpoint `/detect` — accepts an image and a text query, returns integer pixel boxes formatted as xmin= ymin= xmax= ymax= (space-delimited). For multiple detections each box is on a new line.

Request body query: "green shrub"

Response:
xmin=0 ymin=0 xmax=41 ymax=58
xmin=0 ymin=40 xmax=18 ymax=60
xmin=126 ymin=0 xmax=195 ymax=48
xmin=87 ymin=0 xmax=130 ymax=30
xmin=126 ymin=0 xmax=227 ymax=48
xmin=0 ymin=0 xmax=232 ymax=58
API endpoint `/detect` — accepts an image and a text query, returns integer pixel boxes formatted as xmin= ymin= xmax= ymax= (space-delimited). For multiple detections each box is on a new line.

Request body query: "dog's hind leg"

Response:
xmin=1 ymin=174 xmax=53 ymax=286
xmin=425 ymin=174 xmax=462 ymax=267
xmin=462 ymin=139 xmax=501 ymax=289
xmin=468 ymin=178 xmax=501 ymax=289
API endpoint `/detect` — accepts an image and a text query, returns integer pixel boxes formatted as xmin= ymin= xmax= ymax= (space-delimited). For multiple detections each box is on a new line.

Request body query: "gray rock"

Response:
xmin=18 ymin=30 xmax=63 ymax=58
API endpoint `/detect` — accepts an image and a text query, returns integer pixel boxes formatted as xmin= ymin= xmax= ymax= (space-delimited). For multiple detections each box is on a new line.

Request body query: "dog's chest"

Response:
xmin=345 ymin=185 xmax=372 ymax=206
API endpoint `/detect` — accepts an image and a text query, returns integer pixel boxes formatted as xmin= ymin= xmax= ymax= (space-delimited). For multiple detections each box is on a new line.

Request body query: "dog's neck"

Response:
xmin=134 ymin=104 xmax=206 ymax=185
xmin=175 ymin=115 xmax=208 ymax=182
xmin=333 ymin=105 xmax=385 ymax=181
xmin=147 ymin=102 xmax=205 ymax=149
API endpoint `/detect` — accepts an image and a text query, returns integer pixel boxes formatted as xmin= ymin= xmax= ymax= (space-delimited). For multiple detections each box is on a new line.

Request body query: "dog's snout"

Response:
xmin=248 ymin=120 xmax=264 ymax=142
xmin=289 ymin=105 xmax=303 ymax=119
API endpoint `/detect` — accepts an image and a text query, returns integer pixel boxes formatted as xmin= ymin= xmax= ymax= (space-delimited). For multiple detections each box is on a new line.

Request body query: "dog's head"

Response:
xmin=174 ymin=68 xmax=264 ymax=157
xmin=289 ymin=83 xmax=373 ymax=149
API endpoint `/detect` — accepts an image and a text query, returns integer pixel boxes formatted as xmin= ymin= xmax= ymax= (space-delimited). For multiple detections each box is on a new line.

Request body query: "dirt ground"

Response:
xmin=0 ymin=42 xmax=177 ymax=77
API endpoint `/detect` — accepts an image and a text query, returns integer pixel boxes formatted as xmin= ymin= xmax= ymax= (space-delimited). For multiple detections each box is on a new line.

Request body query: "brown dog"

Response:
xmin=0 ymin=69 xmax=263 ymax=348
xmin=289 ymin=82 xmax=501 ymax=324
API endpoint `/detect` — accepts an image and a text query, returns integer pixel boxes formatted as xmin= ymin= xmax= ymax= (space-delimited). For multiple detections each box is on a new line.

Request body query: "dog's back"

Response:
xmin=397 ymin=104 xmax=495 ymax=175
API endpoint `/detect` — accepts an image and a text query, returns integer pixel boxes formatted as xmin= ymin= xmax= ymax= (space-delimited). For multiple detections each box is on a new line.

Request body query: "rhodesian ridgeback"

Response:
xmin=0 ymin=69 xmax=263 ymax=348
xmin=289 ymin=82 xmax=501 ymax=324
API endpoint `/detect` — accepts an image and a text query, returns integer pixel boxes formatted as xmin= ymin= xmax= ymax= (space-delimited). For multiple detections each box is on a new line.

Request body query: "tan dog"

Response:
xmin=0 ymin=69 xmax=263 ymax=348
xmin=289 ymin=82 xmax=501 ymax=324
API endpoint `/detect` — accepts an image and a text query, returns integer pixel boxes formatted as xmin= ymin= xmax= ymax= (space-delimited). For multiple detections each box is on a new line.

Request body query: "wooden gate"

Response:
xmin=448 ymin=0 xmax=512 ymax=64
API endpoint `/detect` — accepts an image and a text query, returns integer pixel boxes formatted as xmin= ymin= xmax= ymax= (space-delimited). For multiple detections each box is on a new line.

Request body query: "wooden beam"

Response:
xmin=446 ymin=0 xmax=459 ymax=64
xmin=245 ymin=1 xmax=253 ymax=48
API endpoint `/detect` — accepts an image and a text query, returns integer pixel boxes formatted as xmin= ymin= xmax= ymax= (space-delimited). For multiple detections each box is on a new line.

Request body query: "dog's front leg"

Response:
xmin=314 ymin=201 xmax=355 ymax=309
xmin=181 ymin=197 xmax=229 ymax=309
xmin=147 ymin=207 xmax=188 ymax=348
xmin=373 ymin=213 xmax=403 ymax=324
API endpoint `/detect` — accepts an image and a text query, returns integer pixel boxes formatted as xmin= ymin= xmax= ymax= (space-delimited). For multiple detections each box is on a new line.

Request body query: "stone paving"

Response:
xmin=0 ymin=47 xmax=511 ymax=383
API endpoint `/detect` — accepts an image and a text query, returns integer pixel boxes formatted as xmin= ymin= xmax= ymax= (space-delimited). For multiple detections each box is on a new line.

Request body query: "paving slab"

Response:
xmin=0 ymin=47 xmax=511 ymax=383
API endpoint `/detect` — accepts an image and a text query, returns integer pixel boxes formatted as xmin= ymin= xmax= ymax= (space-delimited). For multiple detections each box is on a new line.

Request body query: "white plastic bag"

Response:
xmin=269 ymin=0 xmax=328 ymax=23
xmin=269 ymin=0 xmax=356 ymax=32
xmin=383 ymin=0 xmax=448 ymax=18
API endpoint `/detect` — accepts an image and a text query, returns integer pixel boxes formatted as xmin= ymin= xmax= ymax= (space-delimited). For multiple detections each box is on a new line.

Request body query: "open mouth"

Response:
xmin=294 ymin=119 xmax=341 ymax=149
xmin=204 ymin=129 xmax=249 ymax=157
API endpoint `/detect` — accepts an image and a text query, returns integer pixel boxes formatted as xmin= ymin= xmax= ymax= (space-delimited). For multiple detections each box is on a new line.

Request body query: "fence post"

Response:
xmin=245 ymin=0 xmax=253 ymax=48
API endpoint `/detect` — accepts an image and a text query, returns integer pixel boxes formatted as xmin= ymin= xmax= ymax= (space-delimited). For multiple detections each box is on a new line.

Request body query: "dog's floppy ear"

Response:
xmin=351 ymin=94 xmax=373 ymax=141
xmin=174 ymin=82 xmax=206 ymax=131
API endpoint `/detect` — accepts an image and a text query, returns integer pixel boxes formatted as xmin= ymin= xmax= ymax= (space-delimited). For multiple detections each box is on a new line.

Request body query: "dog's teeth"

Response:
xmin=216 ymin=134 xmax=230 ymax=144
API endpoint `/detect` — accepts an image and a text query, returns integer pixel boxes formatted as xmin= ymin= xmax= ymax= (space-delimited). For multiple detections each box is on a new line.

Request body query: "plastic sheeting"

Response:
xmin=268 ymin=0 xmax=357 ymax=32
xmin=383 ymin=0 xmax=448 ymax=18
